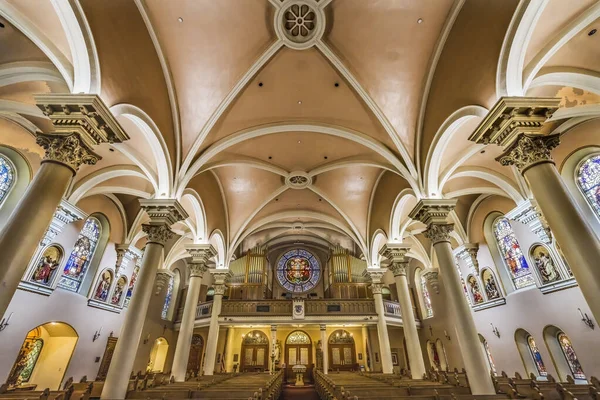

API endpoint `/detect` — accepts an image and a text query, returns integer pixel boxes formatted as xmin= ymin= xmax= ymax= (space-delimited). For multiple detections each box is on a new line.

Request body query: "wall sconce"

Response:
xmin=444 ymin=330 xmax=451 ymax=341
xmin=93 ymin=326 xmax=103 ymax=342
xmin=0 ymin=312 xmax=12 ymax=332
xmin=578 ymin=308 xmax=595 ymax=330
xmin=143 ymin=333 xmax=151 ymax=344
xmin=490 ymin=323 xmax=500 ymax=338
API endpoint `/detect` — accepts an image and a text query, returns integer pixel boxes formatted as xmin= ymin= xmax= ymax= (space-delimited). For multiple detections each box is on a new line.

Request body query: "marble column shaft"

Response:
xmin=203 ymin=273 xmax=229 ymax=376
xmin=369 ymin=278 xmax=393 ymax=373
xmin=320 ymin=325 xmax=328 ymax=374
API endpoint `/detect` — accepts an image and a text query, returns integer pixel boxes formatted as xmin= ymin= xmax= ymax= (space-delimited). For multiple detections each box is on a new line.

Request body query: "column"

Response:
xmin=0 ymin=95 xmax=128 ymax=318
xmin=171 ymin=244 xmax=214 ymax=381
xmin=409 ymin=199 xmax=495 ymax=394
xmin=320 ymin=325 xmax=328 ymax=374
xmin=380 ymin=244 xmax=426 ymax=379
xmin=270 ymin=325 xmax=277 ymax=373
xmin=363 ymin=269 xmax=393 ymax=373
xmin=203 ymin=270 xmax=231 ymax=376
xmin=101 ymin=200 xmax=188 ymax=399
xmin=469 ymin=97 xmax=600 ymax=322
xmin=361 ymin=325 xmax=371 ymax=372
xmin=225 ymin=327 xmax=236 ymax=372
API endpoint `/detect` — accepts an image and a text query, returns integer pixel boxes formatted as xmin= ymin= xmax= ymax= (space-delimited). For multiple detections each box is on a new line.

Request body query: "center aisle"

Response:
xmin=281 ymin=384 xmax=320 ymax=400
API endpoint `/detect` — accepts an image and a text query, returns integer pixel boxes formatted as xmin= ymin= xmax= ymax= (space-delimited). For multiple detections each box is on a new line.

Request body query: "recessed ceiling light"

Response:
xmin=417 ymin=18 xmax=423 ymax=24
xmin=178 ymin=17 xmax=183 ymax=23
xmin=297 ymin=140 xmax=301 ymax=144
xmin=589 ymin=28 xmax=597 ymax=36
xmin=297 ymin=100 xmax=302 ymax=105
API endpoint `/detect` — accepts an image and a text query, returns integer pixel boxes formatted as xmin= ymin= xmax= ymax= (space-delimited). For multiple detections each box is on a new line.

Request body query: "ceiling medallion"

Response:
xmin=274 ymin=1 xmax=325 ymax=50
xmin=286 ymin=171 xmax=311 ymax=189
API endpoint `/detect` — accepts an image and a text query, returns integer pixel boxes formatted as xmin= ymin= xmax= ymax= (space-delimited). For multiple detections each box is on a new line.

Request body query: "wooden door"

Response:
xmin=241 ymin=344 xmax=268 ymax=372
xmin=186 ymin=334 xmax=203 ymax=377
xmin=328 ymin=330 xmax=357 ymax=371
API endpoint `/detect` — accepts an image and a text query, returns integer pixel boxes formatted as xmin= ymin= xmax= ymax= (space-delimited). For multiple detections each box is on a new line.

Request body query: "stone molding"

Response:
xmin=213 ymin=284 xmax=227 ymax=296
xmin=424 ymin=223 xmax=454 ymax=245
xmin=155 ymin=269 xmax=173 ymax=295
xmin=456 ymin=243 xmax=480 ymax=274
xmin=379 ymin=243 xmax=411 ymax=264
xmin=140 ymin=199 xmax=188 ymax=226
xmin=41 ymin=199 xmax=87 ymax=246
xmin=422 ymin=269 xmax=440 ymax=294
xmin=506 ymin=199 xmax=552 ymax=243
xmin=142 ymin=223 xmax=173 ymax=246
xmin=409 ymin=199 xmax=457 ymax=226
xmin=362 ymin=268 xmax=386 ymax=283
xmin=36 ymin=133 xmax=100 ymax=173
xmin=189 ymin=263 xmax=208 ymax=278
xmin=185 ymin=244 xmax=216 ymax=265
xmin=389 ymin=263 xmax=408 ymax=277
xmin=371 ymin=283 xmax=383 ymax=295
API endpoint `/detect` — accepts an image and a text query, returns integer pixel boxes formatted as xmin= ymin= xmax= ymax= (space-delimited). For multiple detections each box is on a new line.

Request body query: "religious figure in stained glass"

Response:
xmin=467 ymin=275 xmax=484 ymax=304
xmin=482 ymin=338 xmax=497 ymax=375
xmin=276 ymin=249 xmax=321 ymax=293
xmin=30 ymin=245 xmax=62 ymax=286
xmin=421 ymin=275 xmax=433 ymax=318
xmin=558 ymin=333 xmax=585 ymax=380
xmin=58 ymin=217 xmax=101 ymax=292
xmin=429 ymin=342 xmax=441 ymax=371
xmin=161 ymin=276 xmax=174 ymax=319
xmin=577 ymin=154 xmax=600 ymax=217
xmin=7 ymin=331 xmax=43 ymax=387
xmin=494 ymin=217 xmax=534 ymax=289
xmin=111 ymin=276 xmax=127 ymax=305
xmin=531 ymin=245 xmax=560 ymax=284
xmin=124 ymin=266 xmax=139 ymax=307
xmin=93 ymin=270 xmax=113 ymax=302
xmin=455 ymin=258 xmax=471 ymax=305
xmin=527 ymin=336 xmax=547 ymax=376
xmin=0 ymin=155 xmax=15 ymax=204
xmin=482 ymin=269 xmax=501 ymax=300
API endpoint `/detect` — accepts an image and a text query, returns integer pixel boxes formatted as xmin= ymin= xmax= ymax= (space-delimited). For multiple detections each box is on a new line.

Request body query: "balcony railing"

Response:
xmin=383 ymin=300 xmax=402 ymax=317
xmin=221 ymin=300 xmax=293 ymax=316
xmin=304 ymin=299 xmax=376 ymax=316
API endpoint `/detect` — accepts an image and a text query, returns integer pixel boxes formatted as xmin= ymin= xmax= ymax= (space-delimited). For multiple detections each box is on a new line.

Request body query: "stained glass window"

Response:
xmin=276 ymin=249 xmax=321 ymax=293
xmin=7 ymin=336 xmax=43 ymax=386
xmin=124 ymin=266 xmax=139 ymax=307
xmin=0 ymin=155 xmax=15 ymax=204
xmin=577 ymin=154 xmax=600 ymax=218
xmin=58 ymin=217 xmax=101 ymax=292
xmin=558 ymin=333 xmax=585 ymax=380
xmin=527 ymin=336 xmax=547 ymax=376
xmin=161 ymin=276 xmax=174 ymax=319
xmin=467 ymin=275 xmax=485 ymax=304
xmin=111 ymin=276 xmax=127 ymax=305
xmin=30 ymin=245 xmax=63 ymax=286
xmin=20 ymin=339 xmax=43 ymax=382
xmin=482 ymin=338 xmax=497 ymax=375
xmin=421 ymin=274 xmax=433 ymax=318
xmin=286 ymin=331 xmax=310 ymax=344
xmin=530 ymin=245 xmax=561 ymax=284
xmin=93 ymin=270 xmax=113 ymax=302
xmin=455 ymin=257 xmax=471 ymax=305
xmin=494 ymin=217 xmax=534 ymax=289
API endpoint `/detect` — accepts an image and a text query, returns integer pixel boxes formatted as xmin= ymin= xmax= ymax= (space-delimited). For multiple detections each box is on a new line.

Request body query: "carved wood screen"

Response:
xmin=96 ymin=336 xmax=118 ymax=380
xmin=328 ymin=330 xmax=356 ymax=371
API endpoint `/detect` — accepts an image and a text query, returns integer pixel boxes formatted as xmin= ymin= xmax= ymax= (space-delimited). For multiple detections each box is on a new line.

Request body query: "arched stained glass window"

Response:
xmin=58 ymin=217 xmax=101 ymax=292
xmin=421 ymin=275 xmax=433 ymax=319
xmin=0 ymin=155 xmax=15 ymax=205
xmin=276 ymin=249 xmax=321 ymax=293
xmin=454 ymin=257 xmax=471 ymax=305
xmin=19 ymin=338 xmax=43 ymax=382
xmin=124 ymin=266 xmax=139 ymax=307
xmin=494 ymin=217 xmax=534 ymax=289
xmin=482 ymin=269 xmax=501 ymax=300
xmin=481 ymin=337 xmax=497 ymax=376
xmin=161 ymin=276 xmax=174 ymax=319
xmin=467 ymin=275 xmax=485 ymax=304
xmin=527 ymin=335 xmax=547 ymax=376
xmin=558 ymin=333 xmax=585 ymax=380
xmin=577 ymin=154 xmax=600 ymax=218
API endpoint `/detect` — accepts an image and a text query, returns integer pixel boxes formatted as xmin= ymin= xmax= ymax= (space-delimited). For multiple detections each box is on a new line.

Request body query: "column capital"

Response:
xmin=142 ymin=223 xmax=173 ymax=246
xmin=35 ymin=94 xmax=129 ymax=173
xmin=497 ymin=134 xmax=560 ymax=173
xmin=456 ymin=243 xmax=480 ymax=274
xmin=209 ymin=269 xmax=232 ymax=286
xmin=139 ymin=199 xmax=189 ymax=225
xmin=363 ymin=268 xmax=386 ymax=283
xmin=379 ymin=243 xmax=411 ymax=264
xmin=188 ymin=263 xmax=208 ymax=278
xmin=371 ymin=282 xmax=384 ymax=294
xmin=424 ymin=223 xmax=454 ymax=245
xmin=422 ymin=269 xmax=440 ymax=294
xmin=409 ymin=199 xmax=457 ymax=226
xmin=155 ymin=269 xmax=173 ymax=295
xmin=41 ymin=199 xmax=87 ymax=246
xmin=271 ymin=325 xmax=277 ymax=332
xmin=185 ymin=244 xmax=216 ymax=265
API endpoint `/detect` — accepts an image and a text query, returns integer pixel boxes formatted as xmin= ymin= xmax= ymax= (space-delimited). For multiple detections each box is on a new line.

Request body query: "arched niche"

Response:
xmin=328 ymin=329 xmax=356 ymax=371
xmin=7 ymin=322 xmax=78 ymax=390
xmin=147 ymin=337 xmax=169 ymax=373
xmin=543 ymin=326 xmax=586 ymax=383
xmin=27 ymin=244 xmax=65 ymax=288
xmin=91 ymin=268 xmax=113 ymax=302
xmin=514 ymin=329 xmax=547 ymax=379
xmin=466 ymin=274 xmax=485 ymax=304
xmin=110 ymin=275 xmax=127 ymax=306
xmin=0 ymin=146 xmax=32 ymax=229
xmin=528 ymin=243 xmax=567 ymax=286
xmin=480 ymin=268 xmax=502 ymax=300
xmin=241 ymin=330 xmax=269 ymax=372
xmin=479 ymin=334 xmax=497 ymax=376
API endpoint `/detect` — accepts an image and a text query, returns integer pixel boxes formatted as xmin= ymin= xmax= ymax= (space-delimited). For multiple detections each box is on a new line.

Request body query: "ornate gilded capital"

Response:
xmin=424 ymin=223 xmax=454 ymax=245
xmin=422 ymin=269 xmax=440 ymax=294
xmin=189 ymin=263 xmax=208 ymax=278
xmin=497 ymin=134 xmax=560 ymax=174
xmin=371 ymin=283 xmax=384 ymax=295
xmin=409 ymin=199 xmax=457 ymax=226
xmin=142 ymin=223 xmax=173 ymax=246
xmin=36 ymin=133 xmax=100 ymax=173
xmin=389 ymin=262 xmax=408 ymax=277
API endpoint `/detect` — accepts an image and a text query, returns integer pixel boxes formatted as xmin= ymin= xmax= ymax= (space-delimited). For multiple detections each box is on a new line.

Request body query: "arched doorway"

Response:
xmin=187 ymin=334 xmax=204 ymax=377
xmin=147 ymin=337 xmax=169 ymax=373
xmin=328 ymin=330 xmax=357 ymax=371
xmin=6 ymin=322 xmax=78 ymax=390
xmin=241 ymin=330 xmax=269 ymax=372
xmin=285 ymin=331 xmax=312 ymax=383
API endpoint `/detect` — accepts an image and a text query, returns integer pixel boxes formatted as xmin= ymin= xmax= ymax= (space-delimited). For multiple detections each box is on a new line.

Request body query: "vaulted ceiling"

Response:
xmin=0 ymin=0 xmax=599 ymax=268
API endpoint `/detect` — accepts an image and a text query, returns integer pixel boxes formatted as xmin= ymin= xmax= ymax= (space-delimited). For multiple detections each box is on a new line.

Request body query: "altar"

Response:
xmin=292 ymin=364 xmax=307 ymax=386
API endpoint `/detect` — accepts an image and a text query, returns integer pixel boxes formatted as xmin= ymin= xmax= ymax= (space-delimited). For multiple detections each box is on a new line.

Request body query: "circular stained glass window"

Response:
xmin=276 ymin=249 xmax=321 ymax=293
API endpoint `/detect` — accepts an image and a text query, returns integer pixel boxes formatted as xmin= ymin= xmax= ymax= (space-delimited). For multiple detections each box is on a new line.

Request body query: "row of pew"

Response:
xmin=492 ymin=371 xmax=600 ymax=400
